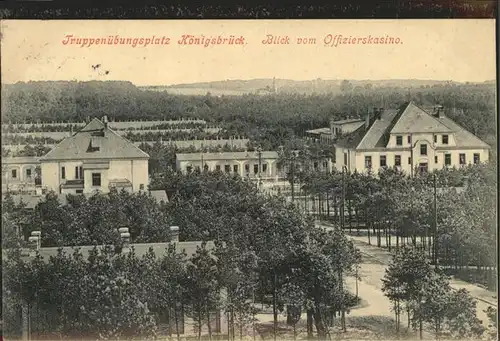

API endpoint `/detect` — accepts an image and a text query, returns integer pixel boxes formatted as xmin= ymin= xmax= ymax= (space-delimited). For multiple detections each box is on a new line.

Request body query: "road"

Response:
xmin=315 ymin=221 xmax=497 ymax=328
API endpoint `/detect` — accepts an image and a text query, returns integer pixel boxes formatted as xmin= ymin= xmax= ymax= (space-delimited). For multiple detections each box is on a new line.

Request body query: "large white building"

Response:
xmin=39 ymin=117 xmax=150 ymax=194
xmin=333 ymin=102 xmax=490 ymax=175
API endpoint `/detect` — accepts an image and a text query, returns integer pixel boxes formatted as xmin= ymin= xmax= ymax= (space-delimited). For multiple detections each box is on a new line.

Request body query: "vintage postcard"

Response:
xmin=1 ymin=19 xmax=497 ymax=340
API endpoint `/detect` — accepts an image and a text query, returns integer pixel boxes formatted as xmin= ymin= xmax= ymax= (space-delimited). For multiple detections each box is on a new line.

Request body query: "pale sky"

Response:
xmin=0 ymin=19 xmax=496 ymax=86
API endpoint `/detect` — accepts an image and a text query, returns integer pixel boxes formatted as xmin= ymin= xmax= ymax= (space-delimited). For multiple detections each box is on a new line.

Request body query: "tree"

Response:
xmin=412 ymin=272 xmax=452 ymax=339
xmin=340 ymin=80 xmax=353 ymax=93
xmin=2 ymin=246 xmax=157 ymax=340
xmin=186 ymin=242 xmax=219 ymax=340
xmin=484 ymin=307 xmax=497 ymax=340
xmin=279 ymin=283 xmax=305 ymax=341
xmin=444 ymin=288 xmax=485 ymax=339
xmin=382 ymin=245 xmax=433 ymax=335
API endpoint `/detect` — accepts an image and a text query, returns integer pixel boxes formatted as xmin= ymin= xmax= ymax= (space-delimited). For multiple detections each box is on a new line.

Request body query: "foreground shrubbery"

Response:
xmin=3 ymin=173 xmax=360 ymax=340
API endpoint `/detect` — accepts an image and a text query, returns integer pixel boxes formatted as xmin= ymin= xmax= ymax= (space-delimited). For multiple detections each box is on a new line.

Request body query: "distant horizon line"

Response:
xmin=2 ymin=77 xmax=496 ymax=87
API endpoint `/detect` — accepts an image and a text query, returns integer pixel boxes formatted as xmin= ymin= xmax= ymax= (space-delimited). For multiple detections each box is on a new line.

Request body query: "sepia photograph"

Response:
xmin=0 ymin=19 xmax=497 ymax=340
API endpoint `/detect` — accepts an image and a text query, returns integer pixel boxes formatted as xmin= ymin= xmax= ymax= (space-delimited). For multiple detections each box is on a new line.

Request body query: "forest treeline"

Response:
xmin=1 ymin=81 xmax=496 ymax=150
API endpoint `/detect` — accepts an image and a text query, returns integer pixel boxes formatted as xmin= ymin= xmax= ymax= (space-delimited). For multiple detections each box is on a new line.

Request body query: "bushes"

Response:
xmin=9 ymin=188 xmax=171 ymax=247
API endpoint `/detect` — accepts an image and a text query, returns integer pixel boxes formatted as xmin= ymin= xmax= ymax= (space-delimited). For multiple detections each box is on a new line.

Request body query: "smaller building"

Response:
xmin=176 ymin=151 xmax=285 ymax=179
xmin=330 ymin=118 xmax=365 ymax=138
xmin=39 ymin=117 xmax=150 ymax=195
xmin=305 ymin=127 xmax=334 ymax=143
xmin=2 ymin=156 xmax=41 ymax=194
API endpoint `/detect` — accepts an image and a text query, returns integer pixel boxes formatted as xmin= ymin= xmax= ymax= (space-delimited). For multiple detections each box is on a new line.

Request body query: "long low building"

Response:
xmin=176 ymin=151 xmax=285 ymax=179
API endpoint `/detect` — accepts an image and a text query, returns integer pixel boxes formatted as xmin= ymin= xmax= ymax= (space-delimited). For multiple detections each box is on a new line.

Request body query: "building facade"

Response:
xmin=39 ymin=117 xmax=149 ymax=194
xmin=176 ymin=151 xmax=287 ymax=179
xmin=333 ymin=102 xmax=490 ymax=175
xmin=2 ymin=157 xmax=40 ymax=193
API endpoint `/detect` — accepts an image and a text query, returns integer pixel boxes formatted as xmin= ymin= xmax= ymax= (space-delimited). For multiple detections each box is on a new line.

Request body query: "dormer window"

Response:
xmin=91 ymin=130 xmax=105 ymax=137
xmin=88 ymin=137 xmax=101 ymax=152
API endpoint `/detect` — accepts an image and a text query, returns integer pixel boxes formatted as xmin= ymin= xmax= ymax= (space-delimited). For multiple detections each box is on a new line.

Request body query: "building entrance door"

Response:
xmin=418 ymin=162 xmax=428 ymax=174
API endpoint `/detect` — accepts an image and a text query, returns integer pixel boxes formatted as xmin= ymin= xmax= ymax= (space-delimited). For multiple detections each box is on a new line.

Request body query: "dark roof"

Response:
xmin=40 ymin=118 xmax=149 ymax=161
xmin=435 ymin=116 xmax=490 ymax=149
xmin=391 ymin=102 xmax=452 ymax=134
xmin=335 ymin=125 xmax=368 ymax=149
xmin=4 ymin=241 xmax=216 ymax=263
xmin=3 ymin=190 xmax=169 ymax=209
xmin=357 ymin=109 xmax=400 ymax=149
xmin=176 ymin=151 xmax=279 ymax=162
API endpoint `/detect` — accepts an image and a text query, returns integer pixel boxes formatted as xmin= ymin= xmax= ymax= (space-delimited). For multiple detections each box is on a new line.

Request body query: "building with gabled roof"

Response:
xmin=334 ymin=102 xmax=490 ymax=176
xmin=39 ymin=116 xmax=150 ymax=194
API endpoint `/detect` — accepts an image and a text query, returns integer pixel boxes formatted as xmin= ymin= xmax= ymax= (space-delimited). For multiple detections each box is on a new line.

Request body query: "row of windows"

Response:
xmin=187 ymin=163 xmax=269 ymax=174
xmin=60 ymin=166 xmax=101 ymax=186
xmin=395 ymin=135 xmax=449 ymax=146
xmin=60 ymin=166 xmax=83 ymax=180
xmin=9 ymin=168 xmax=32 ymax=179
xmin=365 ymin=153 xmax=480 ymax=169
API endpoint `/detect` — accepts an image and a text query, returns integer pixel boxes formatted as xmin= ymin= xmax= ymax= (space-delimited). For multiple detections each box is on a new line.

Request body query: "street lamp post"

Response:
xmin=257 ymin=146 xmax=262 ymax=187
xmin=201 ymin=150 xmax=204 ymax=172
xmin=340 ymin=165 xmax=348 ymax=332
xmin=433 ymin=173 xmax=438 ymax=267
xmin=291 ymin=151 xmax=297 ymax=202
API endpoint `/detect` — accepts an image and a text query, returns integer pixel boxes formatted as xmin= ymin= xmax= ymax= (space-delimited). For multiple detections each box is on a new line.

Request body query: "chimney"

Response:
xmin=102 ymin=115 xmax=108 ymax=129
xmin=28 ymin=231 xmax=41 ymax=250
xmin=365 ymin=112 xmax=370 ymax=130
xmin=378 ymin=108 xmax=384 ymax=119
xmin=69 ymin=125 xmax=73 ymax=137
xmin=118 ymin=227 xmax=130 ymax=251
xmin=86 ymin=116 xmax=91 ymax=124
xmin=434 ymin=105 xmax=443 ymax=118
xmin=170 ymin=226 xmax=179 ymax=243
